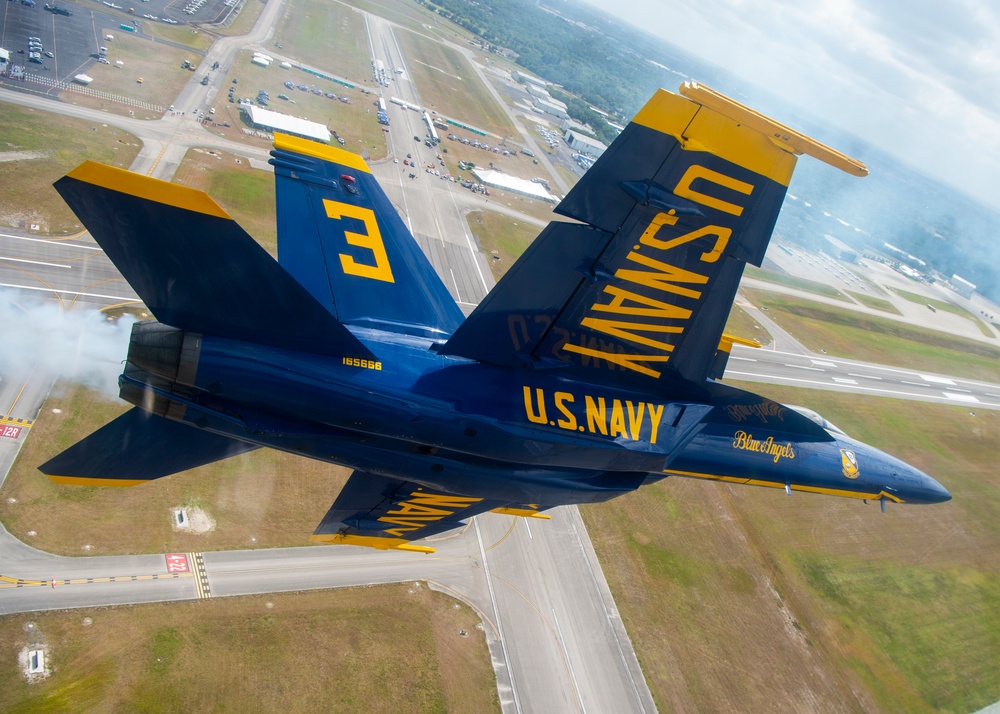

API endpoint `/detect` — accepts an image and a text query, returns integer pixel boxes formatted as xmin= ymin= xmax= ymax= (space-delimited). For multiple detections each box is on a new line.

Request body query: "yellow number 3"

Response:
xmin=323 ymin=199 xmax=395 ymax=283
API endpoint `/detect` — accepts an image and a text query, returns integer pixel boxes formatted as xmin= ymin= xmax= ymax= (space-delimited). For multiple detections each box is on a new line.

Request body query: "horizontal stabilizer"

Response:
xmin=54 ymin=162 xmax=372 ymax=357
xmin=311 ymin=471 xmax=503 ymax=552
xmin=39 ymin=407 xmax=258 ymax=486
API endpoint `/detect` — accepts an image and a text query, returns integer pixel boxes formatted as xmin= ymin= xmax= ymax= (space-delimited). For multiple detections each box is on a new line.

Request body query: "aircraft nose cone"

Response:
xmin=924 ymin=475 xmax=952 ymax=504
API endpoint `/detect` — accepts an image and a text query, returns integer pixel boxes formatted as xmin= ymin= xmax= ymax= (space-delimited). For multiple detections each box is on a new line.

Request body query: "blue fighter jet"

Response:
xmin=41 ymin=83 xmax=951 ymax=552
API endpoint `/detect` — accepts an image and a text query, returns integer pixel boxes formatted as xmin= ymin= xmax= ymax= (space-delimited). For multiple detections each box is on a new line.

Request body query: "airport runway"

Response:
xmin=365 ymin=13 xmax=495 ymax=309
xmin=726 ymin=345 xmax=1000 ymax=409
xmin=0 ymin=230 xmax=138 ymax=308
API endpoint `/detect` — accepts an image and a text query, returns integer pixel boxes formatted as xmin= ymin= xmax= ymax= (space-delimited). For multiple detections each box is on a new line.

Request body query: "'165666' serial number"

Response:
xmin=342 ymin=357 xmax=382 ymax=371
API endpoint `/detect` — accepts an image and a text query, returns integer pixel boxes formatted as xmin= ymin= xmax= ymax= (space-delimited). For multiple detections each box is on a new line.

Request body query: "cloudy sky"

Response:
xmin=582 ymin=0 xmax=1000 ymax=212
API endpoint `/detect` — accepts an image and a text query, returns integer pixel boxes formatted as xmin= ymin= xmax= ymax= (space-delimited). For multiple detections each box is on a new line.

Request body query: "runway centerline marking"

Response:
xmin=1 ymin=256 xmax=72 ymax=269
xmin=0 ymin=283 xmax=137 ymax=301
xmin=0 ymin=233 xmax=99 ymax=251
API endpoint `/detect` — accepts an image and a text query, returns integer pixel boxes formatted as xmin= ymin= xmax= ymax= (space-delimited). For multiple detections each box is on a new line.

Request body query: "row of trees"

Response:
xmin=414 ymin=0 xmax=669 ymax=120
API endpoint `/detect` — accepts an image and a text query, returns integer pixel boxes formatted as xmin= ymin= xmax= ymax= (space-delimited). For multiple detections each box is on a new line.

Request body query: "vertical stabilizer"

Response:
xmin=271 ymin=135 xmax=465 ymax=339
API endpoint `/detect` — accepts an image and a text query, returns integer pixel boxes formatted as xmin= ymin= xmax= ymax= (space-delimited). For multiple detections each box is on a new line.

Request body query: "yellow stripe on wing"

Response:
xmin=310 ymin=533 xmax=435 ymax=553
xmin=66 ymin=162 xmax=231 ymax=219
xmin=490 ymin=507 xmax=551 ymax=519
xmin=632 ymin=87 xmax=798 ymax=186
xmin=46 ymin=475 xmax=149 ymax=487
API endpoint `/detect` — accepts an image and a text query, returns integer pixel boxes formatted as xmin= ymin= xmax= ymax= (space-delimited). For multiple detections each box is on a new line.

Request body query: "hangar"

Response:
xmin=563 ymin=129 xmax=606 ymax=158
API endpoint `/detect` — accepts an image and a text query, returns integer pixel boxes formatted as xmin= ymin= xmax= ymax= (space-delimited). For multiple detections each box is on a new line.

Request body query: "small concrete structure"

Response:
xmin=27 ymin=650 xmax=44 ymax=674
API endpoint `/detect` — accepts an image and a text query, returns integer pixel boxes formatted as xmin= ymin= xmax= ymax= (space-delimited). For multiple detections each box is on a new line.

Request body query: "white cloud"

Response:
xmin=583 ymin=0 xmax=1000 ymax=211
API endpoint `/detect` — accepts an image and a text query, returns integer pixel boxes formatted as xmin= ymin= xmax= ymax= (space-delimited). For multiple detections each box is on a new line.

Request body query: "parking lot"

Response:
xmin=1 ymin=0 xmax=235 ymax=95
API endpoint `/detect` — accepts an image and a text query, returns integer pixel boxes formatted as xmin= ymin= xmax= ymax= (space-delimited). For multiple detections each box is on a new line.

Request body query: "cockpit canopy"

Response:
xmin=786 ymin=405 xmax=847 ymax=436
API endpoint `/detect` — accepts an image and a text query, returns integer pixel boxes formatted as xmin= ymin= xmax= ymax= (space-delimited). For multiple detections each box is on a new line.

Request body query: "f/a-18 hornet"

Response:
xmin=42 ymin=83 xmax=951 ymax=552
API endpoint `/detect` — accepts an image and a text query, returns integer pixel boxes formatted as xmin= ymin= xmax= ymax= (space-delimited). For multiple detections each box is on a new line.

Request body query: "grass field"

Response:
xmin=582 ymin=388 xmax=1000 ymax=713
xmin=275 ymin=0 xmax=373 ymax=87
xmin=171 ymin=147 xmax=277 ymax=254
xmin=725 ymin=297 xmax=773 ymax=346
xmin=846 ymin=289 xmax=902 ymax=313
xmin=216 ymin=51 xmax=388 ymax=160
xmin=216 ymin=0 xmax=268 ymax=37
xmin=464 ymin=210 xmax=541 ymax=281
xmin=744 ymin=264 xmax=848 ymax=300
xmin=0 ymin=106 xmax=140 ymax=234
xmin=394 ymin=28 xmax=518 ymax=141
xmin=58 ymin=30 xmax=194 ymax=118
xmin=746 ymin=289 xmax=1000 ymax=382
xmin=140 ymin=23 xmax=215 ymax=52
xmin=0 ymin=584 xmax=498 ymax=713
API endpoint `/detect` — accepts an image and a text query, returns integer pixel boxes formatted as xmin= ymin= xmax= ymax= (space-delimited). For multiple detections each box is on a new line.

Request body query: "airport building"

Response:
xmin=514 ymin=70 xmax=547 ymax=90
xmin=563 ymin=129 xmax=606 ymax=158
xmin=525 ymin=83 xmax=551 ymax=100
xmin=952 ymin=274 xmax=976 ymax=299
xmin=534 ymin=97 xmax=569 ymax=120
xmin=240 ymin=104 xmax=330 ymax=143
xmin=470 ymin=169 xmax=556 ymax=202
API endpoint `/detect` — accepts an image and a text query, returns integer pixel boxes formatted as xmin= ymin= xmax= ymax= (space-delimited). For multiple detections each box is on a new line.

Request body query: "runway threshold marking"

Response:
xmin=191 ymin=552 xmax=212 ymax=599
xmin=0 ymin=416 xmax=33 ymax=428
xmin=0 ymin=572 xmax=193 ymax=589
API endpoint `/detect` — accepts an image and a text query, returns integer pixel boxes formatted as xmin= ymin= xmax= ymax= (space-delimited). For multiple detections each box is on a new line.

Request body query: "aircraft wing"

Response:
xmin=439 ymin=82 xmax=867 ymax=392
xmin=311 ymin=471 xmax=513 ymax=553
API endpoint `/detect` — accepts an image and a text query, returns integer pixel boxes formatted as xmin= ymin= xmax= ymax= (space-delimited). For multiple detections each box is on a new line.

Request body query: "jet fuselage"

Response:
xmin=122 ymin=322 xmax=951 ymax=509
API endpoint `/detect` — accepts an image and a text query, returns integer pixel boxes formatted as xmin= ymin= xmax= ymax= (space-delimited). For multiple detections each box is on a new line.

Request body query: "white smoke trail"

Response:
xmin=0 ymin=289 xmax=136 ymax=398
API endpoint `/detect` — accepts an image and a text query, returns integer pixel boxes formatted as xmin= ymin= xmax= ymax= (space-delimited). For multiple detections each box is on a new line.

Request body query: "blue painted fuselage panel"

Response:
xmin=132 ymin=327 xmax=947 ymax=507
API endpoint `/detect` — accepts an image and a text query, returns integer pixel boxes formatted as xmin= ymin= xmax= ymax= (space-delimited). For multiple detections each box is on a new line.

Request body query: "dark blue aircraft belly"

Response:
xmin=188 ymin=335 xmax=676 ymax=474
xmin=171 ymin=404 xmax=646 ymax=506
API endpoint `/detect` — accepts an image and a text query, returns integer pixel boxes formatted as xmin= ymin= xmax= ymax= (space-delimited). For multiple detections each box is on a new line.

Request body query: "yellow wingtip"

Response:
xmin=310 ymin=533 xmax=436 ymax=553
xmin=679 ymin=82 xmax=869 ymax=177
xmin=490 ymin=507 xmax=552 ymax=519
xmin=66 ymin=161 xmax=232 ymax=219
xmin=46 ymin=475 xmax=149 ymax=487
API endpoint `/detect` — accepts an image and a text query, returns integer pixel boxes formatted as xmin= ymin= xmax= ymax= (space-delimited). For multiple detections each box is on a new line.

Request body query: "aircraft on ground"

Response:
xmin=40 ymin=83 xmax=951 ymax=552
